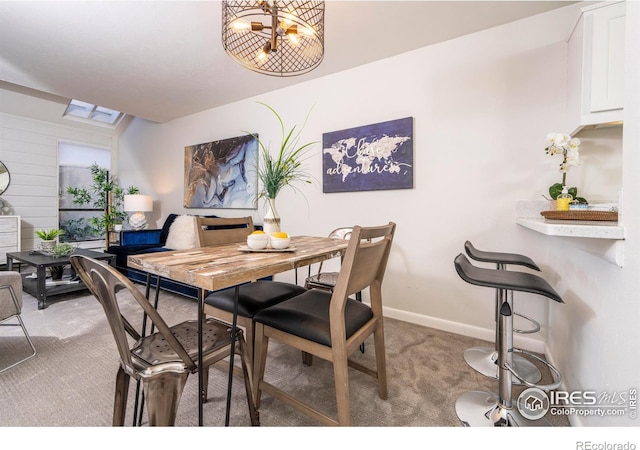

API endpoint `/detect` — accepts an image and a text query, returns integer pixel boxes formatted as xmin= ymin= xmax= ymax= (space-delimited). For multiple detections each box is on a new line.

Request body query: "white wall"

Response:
xmin=543 ymin=0 xmax=640 ymax=427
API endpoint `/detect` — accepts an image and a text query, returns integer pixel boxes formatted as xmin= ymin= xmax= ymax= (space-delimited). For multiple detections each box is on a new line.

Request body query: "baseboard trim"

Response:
xmin=382 ymin=305 xmax=546 ymax=354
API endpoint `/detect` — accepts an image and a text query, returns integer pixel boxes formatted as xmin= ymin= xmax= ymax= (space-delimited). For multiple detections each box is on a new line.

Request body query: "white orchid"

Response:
xmin=545 ymin=132 xmax=581 ymax=173
xmin=544 ymin=131 xmax=587 ymax=203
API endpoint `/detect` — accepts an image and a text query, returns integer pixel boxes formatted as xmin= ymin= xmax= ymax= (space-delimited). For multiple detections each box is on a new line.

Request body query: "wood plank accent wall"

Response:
xmin=0 ymin=112 xmax=116 ymax=251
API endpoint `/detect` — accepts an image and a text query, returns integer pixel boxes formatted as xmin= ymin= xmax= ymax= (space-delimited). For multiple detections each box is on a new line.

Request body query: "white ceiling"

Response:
xmin=0 ymin=1 xmax=577 ymax=123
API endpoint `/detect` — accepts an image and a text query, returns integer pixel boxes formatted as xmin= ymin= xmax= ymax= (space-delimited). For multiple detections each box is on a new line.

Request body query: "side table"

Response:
xmin=6 ymin=248 xmax=116 ymax=309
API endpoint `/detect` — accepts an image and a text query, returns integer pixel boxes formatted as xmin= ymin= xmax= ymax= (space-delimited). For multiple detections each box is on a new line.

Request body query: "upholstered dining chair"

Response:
xmin=69 ymin=254 xmax=258 ymax=426
xmin=304 ymin=226 xmax=365 ymax=358
xmin=252 ymin=222 xmax=396 ymax=426
xmin=0 ymin=271 xmax=36 ymax=373
xmin=196 ymin=216 xmax=306 ymax=372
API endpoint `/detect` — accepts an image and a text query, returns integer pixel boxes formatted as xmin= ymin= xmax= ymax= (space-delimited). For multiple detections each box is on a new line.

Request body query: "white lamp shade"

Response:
xmin=124 ymin=194 xmax=153 ymax=212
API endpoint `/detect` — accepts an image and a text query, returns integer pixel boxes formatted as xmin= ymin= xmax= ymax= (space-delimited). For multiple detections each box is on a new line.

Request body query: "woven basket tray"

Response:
xmin=540 ymin=210 xmax=618 ymax=221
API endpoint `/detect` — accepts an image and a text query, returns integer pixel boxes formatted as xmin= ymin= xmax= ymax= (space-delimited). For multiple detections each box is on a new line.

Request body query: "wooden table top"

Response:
xmin=127 ymin=235 xmax=348 ymax=292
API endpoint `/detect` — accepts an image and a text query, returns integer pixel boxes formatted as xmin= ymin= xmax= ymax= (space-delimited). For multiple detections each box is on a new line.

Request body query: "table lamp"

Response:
xmin=124 ymin=194 xmax=153 ymax=231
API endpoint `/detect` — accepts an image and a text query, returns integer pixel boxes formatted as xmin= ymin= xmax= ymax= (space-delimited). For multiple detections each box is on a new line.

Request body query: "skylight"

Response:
xmin=63 ymin=99 xmax=125 ymax=127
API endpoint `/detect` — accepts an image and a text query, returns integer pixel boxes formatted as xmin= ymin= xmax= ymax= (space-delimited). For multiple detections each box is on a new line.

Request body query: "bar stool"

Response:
xmin=464 ymin=241 xmax=543 ymax=384
xmin=453 ymin=254 xmax=563 ymax=426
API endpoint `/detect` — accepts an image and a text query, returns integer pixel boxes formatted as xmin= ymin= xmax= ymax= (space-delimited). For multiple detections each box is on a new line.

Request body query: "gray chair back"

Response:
xmin=195 ymin=216 xmax=253 ymax=247
xmin=70 ymin=255 xmax=196 ymax=375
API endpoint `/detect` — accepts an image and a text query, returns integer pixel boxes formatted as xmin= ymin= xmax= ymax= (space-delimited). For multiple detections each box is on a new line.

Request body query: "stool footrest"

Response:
xmin=463 ymin=346 xmax=542 ymax=385
xmin=513 ymin=312 xmax=541 ymax=335
xmin=506 ymin=349 xmax=562 ymax=391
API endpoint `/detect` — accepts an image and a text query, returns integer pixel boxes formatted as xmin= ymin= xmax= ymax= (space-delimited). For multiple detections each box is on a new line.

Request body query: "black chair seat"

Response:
xmin=464 ymin=241 xmax=540 ymax=271
xmin=253 ymin=289 xmax=374 ymax=347
xmin=204 ymin=281 xmax=307 ymax=318
xmin=454 ymin=254 xmax=562 ymax=303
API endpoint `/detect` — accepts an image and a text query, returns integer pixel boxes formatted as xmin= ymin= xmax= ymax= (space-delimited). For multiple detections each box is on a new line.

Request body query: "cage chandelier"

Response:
xmin=222 ymin=0 xmax=325 ymax=77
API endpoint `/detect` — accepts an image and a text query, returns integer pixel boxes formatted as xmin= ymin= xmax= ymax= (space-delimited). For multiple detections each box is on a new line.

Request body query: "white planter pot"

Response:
xmin=262 ymin=197 xmax=281 ymax=235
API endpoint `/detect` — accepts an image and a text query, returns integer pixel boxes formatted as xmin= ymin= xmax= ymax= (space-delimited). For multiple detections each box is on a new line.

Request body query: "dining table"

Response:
xmin=127 ymin=235 xmax=349 ymax=426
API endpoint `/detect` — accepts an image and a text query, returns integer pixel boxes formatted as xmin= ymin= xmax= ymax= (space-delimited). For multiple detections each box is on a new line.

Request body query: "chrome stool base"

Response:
xmin=464 ymin=346 xmax=542 ymax=385
xmin=455 ymin=391 xmax=551 ymax=427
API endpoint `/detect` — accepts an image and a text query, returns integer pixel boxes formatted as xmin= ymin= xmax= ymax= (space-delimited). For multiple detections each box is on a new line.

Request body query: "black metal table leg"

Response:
xmin=36 ymin=265 xmax=47 ymax=309
xmin=198 ymin=288 xmax=205 ymax=426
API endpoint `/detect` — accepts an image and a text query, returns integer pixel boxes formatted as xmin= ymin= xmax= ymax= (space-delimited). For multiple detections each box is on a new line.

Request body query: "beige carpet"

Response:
xmin=0 ymin=285 xmax=569 ymax=428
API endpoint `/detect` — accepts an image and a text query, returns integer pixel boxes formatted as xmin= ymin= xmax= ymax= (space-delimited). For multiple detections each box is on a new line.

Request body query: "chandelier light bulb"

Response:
xmin=231 ymin=19 xmax=251 ymax=32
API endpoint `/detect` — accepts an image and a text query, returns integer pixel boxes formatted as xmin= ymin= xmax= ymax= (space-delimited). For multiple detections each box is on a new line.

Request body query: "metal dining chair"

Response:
xmin=252 ymin=222 xmax=396 ymax=426
xmin=304 ymin=227 xmax=354 ymax=290
xmin=70 ymin=254 xmax=259 ymax=426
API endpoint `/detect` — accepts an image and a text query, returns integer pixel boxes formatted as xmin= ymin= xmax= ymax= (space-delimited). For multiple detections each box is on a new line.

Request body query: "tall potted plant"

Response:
xmin=252 ymin=102 xmax=316 ymax=234
xmin=66 ymin=163 xmax=139 ymax=247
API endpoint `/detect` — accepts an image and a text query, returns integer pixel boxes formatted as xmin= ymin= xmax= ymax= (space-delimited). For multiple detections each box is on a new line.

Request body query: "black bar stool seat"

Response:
xmin=464 ymin=241 xmax=540 ymax=271
xmin=455 ymin=253 xmax=561 ymax=302
xmin=454 ymin=254 xmax=563 ymax=427
xmin=464 ymin=241 xmax=543 ymax=385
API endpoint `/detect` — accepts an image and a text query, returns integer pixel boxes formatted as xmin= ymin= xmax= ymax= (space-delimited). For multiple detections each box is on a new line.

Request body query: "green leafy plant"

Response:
xmin=49 ymin=265 xmax=65 ymax=280
xmin=66 ymin=163 xmax=139 ymax=234
xmin=250 ymin=102 xmax=317 ymax=200
xmin=548 ymin=183 xmax=587 ymax=204
xmin=35 ymin=228 xmax=64 ymax=240
xmin=52 ymin=242 xmax=75 ymax=257
xmin=60 ymin=218 xmax=94 ymax=241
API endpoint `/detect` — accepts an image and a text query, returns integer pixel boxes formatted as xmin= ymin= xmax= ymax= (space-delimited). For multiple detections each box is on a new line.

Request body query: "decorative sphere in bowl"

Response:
xmin=247 ymin=232 xmax=269 ymax=250
xmin=269 ymin=232 xmax=290 ymax=249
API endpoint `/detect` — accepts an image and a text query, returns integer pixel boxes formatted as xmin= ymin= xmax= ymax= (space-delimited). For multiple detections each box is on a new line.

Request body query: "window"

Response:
xmin=58 ymin=143 xmax=111 ymax=245
xmin=62 ymin=99 xmax=125 ymax=128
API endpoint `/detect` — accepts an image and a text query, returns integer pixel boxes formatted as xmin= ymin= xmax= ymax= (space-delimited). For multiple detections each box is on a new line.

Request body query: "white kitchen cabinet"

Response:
xmin=567 ymin=1 xmax=626 ymax=134
xmin=0 ymin=215 xmax=21 ymax=264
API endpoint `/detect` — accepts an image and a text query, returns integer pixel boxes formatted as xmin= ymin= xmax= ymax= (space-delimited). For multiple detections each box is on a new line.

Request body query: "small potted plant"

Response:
xmin=48 ymin=243 xmax=76 ymax=280
xmin=544 ymin=132 xmax=588 ymax=205
xmin=35 ymin=228 xmax=64 ymax=253
xmin=53 ymin=242 xmax=75 ymax=257
xmin=49 ymin=265 xmax=66 ymax=280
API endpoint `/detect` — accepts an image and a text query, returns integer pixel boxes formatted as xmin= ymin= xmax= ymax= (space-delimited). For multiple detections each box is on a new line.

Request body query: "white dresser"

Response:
xmin=0 ymin=215 xmax=21 ymax=264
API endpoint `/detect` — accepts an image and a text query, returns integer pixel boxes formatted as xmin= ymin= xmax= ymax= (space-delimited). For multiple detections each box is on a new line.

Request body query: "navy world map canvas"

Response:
xmin=322 ymin=117 xmax=413 ymax=193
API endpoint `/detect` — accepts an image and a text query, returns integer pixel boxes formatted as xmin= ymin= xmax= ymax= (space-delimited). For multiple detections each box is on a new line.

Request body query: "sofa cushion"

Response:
xmin=158 ymin=213 xmax=179 ymax=245
xmin=164 ymin=215 xmax=198 ymax=250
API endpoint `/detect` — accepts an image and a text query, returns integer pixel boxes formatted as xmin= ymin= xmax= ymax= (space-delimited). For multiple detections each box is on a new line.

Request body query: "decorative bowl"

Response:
xmin=269 ymin=235 xmax=291 ymax=250
xmin=247 ymin=233 xmax=269 ymax=250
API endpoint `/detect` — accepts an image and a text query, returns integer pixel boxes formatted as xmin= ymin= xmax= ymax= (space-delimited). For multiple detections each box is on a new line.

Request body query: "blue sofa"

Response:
xmin=107 ymin=213 xmax=199 ymax=297
xmin=107 ymin=213 xmax=266 ymax=298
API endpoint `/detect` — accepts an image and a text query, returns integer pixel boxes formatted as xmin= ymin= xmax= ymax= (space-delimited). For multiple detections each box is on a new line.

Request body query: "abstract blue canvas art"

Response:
xmin=184 ymin=134 xmax=258 ymax=209
xmin=322 ymin=117 xmax=414 ymax=193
